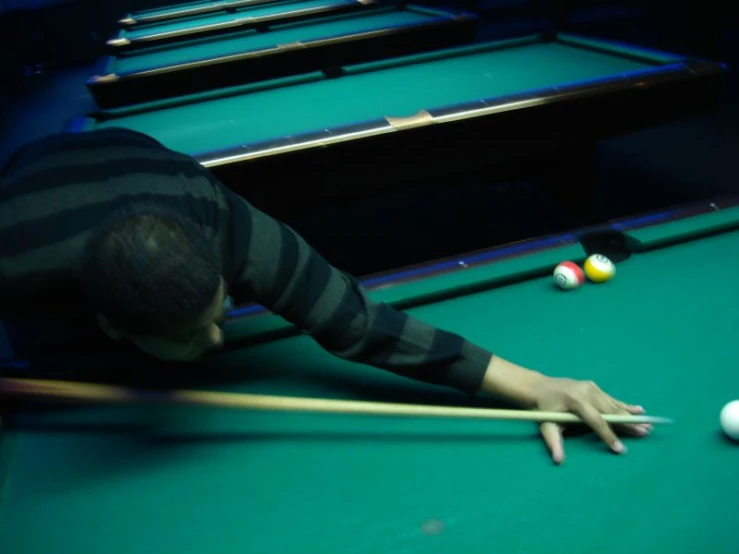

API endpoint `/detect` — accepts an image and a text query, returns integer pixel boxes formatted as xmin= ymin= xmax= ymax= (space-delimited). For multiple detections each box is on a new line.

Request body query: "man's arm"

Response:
xmin=227 ymin=194 xmax=491 ymax=394
xmin=222 ymin=192 xmax=650 ymax=463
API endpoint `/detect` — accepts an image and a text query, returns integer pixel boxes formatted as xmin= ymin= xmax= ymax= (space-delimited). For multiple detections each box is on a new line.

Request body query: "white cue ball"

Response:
xmin=719 ymin=400 xmax=739 ymax=441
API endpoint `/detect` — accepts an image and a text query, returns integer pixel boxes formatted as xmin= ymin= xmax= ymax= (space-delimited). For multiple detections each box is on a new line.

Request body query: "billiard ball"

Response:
xmin=553 ymin=261 xmax=585 ymax=290
xmin=584 ymin=254 xmax=615 ymax=283
xmin=720 ymin=400 xmax=739 ymax=441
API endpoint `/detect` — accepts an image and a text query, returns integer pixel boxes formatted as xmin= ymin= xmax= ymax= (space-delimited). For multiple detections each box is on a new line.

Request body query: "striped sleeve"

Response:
xmin=225 ymin=193 xmax=491 ymax=394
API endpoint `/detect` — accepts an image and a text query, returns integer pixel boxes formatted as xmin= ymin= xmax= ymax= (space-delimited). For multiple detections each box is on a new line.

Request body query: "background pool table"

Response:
xmin=88 ymin=5 xmax=478 ymax=108
xmin=119 ymin=0 xmax=293 ymax=27
xmin=2 ymin=196 xmax=739 ymax=553
xmin=71 ymin=33 xmax=727 ymax=223
xmin=108 ymin=0 xmax=380 ymax=50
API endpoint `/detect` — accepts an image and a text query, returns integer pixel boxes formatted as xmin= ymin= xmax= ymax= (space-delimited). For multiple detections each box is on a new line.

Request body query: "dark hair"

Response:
xmin=82 ymin=201 xmax=222 ymax=336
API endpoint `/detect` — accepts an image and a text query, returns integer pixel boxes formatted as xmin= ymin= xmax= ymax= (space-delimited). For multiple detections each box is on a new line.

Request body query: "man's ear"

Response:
xmin=97 ymin=314 xmax=124 ymax=341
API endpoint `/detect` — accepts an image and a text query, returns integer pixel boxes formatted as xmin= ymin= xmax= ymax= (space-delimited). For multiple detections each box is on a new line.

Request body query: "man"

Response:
xmin=0 ymin=128 xmax=650 ymax=464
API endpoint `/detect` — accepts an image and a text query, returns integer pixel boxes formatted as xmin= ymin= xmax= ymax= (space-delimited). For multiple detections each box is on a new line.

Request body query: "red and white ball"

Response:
xmin=553 ymin=261 xmax=585 ymax=290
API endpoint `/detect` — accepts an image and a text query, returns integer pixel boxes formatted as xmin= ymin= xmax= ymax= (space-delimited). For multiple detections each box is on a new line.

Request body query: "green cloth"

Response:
xmin=2 ymin=214 xmax=739 ymax=553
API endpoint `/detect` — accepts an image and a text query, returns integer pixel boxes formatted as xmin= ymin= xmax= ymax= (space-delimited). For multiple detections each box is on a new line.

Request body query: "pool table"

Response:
xmin=88 ymin=6 xmax=478 ymax=109
xmin=69 ymin=33 xmax=727 ymax=222
xmin=108 ymin=0 xmax=381 ymax=51
xmin=119 ymin=0 xmax=299 ymax=27
xmin=2 ymin=196 xmax=739 ymax=554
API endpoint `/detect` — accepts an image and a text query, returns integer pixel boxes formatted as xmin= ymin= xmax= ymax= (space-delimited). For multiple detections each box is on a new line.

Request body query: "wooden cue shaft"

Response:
xmin=0 ymin=378 xmax=672 ymax=424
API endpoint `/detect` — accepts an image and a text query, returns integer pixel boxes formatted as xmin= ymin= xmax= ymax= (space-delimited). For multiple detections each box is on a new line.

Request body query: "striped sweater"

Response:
xmin=0 ymin=129 xmax=491 ymax=392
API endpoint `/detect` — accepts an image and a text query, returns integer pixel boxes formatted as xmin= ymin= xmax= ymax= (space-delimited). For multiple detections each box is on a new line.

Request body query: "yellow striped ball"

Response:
xmin=584 ymin=254 xmax=615 ymax=283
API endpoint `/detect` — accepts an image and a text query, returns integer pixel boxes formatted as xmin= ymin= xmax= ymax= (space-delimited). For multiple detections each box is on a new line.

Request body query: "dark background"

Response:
xmin=1 ymin=0 xmax=738 ymax=276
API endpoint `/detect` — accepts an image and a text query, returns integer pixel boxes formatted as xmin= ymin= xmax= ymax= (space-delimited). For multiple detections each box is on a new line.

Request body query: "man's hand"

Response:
xmin=527 ymin=376 xmax=650 ymax=464
xmin=480 ymin=355 xmax=651 ymax=464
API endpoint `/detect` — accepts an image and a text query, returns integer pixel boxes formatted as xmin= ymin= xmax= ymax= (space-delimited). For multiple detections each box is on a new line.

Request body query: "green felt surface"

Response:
xmin=90 ymin=39 xmax=655 ymax=154
xmin=2 ymin=217 xmax=739 ymax=553
xmin=132 ymin=0 xmax=283 ymax=19
xmin=112 ymin=8 xmax=438 ymax=74
xmin=625 ymin=205 xmax=739 ymax=250
xmin=123 ymin=0 xmax=348 ymax=40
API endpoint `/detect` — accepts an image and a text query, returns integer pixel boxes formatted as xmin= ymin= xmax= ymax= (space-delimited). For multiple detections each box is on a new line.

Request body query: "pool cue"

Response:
xmin=0 ymin=377 xmax=673 ymax=425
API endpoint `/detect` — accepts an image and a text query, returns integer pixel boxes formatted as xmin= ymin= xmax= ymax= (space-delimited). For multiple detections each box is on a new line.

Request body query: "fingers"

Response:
xmin=535 ymin=381 xmax=650 ymax=462
xmin=615 ymin=401 xmax=645 ymax=414
xmin=572 ymin=400 xmax=626 ymax=455
xmin=585 ymin=387 xmax=649 ymax=438
xmin=613 ymin=400 xmax=651 ymax=437
xmin=540 ymin=422 xmax=565 ymax=465
xmin=617 ymin=422 xmax=651 ymax=437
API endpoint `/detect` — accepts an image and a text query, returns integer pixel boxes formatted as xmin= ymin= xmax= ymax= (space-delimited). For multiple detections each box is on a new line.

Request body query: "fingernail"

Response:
xmin=613 ymin=441 xmax=627 ymax=454
xmin=553 ymin=446 xmax=564 ymax=465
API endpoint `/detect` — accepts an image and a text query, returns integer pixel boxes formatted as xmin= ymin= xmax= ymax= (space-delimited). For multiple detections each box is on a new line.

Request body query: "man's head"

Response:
xmin=82 ymin=202 xmax=226 ymax=361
